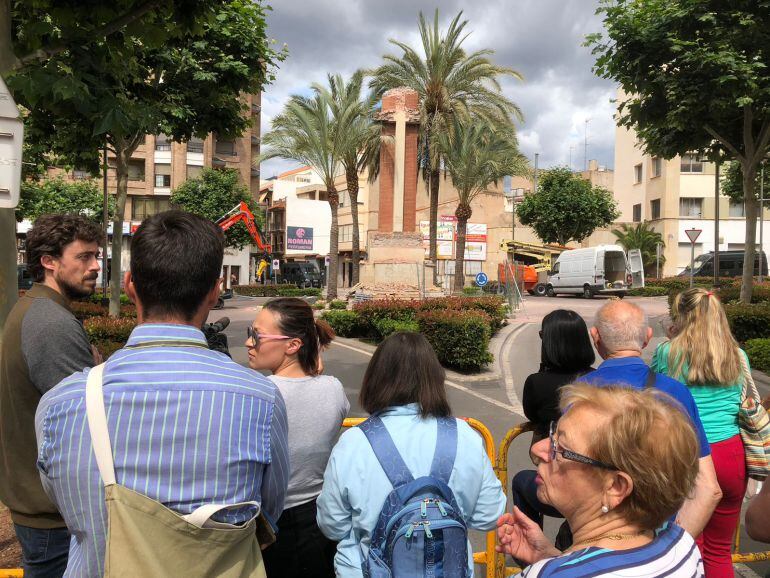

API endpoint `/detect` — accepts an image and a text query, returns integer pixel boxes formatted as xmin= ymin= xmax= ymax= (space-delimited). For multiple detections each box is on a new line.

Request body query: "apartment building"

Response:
xmin=614 ymin=119 xmax=770 ymax=276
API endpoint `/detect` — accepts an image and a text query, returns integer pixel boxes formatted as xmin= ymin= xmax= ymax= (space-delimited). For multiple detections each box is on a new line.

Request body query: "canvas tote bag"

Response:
xmin=86 ymin=363 xmax=269 ymax=578
xmin=738 ymin=353 xmax=770 ymax=481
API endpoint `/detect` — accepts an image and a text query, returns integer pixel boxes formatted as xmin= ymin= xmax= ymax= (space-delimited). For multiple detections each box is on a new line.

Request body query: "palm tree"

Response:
xmin=261 ymin=92 xmax=343 ymax=299
xmin=612 ymin=222 xmax=665 ymax=276
xmin=313 ymin=71 xmax=380 ymax=286
xmin=439 ymin=118 xmax=528 ymax=292
xmin=370 ymin=10 xmax=523 ymax=285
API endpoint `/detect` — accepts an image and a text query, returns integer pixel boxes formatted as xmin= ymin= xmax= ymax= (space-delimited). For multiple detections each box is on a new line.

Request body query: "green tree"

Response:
xmin=171 ymin=168 xmax=262 ymax=250
xmin=588 ymin=0 xmax=770 ymax=302
xmin=370 ymin=10 xmax=523 ymax=285
xmin=16 ymin=176 xmax=115 ymax=224
xmin=313 ymin=71 xmax=380 ymax=286
xmin=720 ymin=160 xmax=770 ymax=204
xmin=611 ymin=222 xmax=665 ymax=276
xmin=439 ymin=118 xmax=527 ymax=292
xmin=261 ymin=92 xmax=342 ymax=299
xmin=5 ymin=0 xmax=284 ymax=317
xmin=517 ymin=167 xmax=619 ymax=246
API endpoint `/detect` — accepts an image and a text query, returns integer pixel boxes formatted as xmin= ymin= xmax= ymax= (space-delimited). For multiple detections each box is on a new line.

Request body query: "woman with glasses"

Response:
xmin=652 ymin=288 xmax=747 ymax=577
xmin=497 ymin=384 xmax=704 ymax=577
xmin=245 ymin=297 xmax=349 ymax=578
xmin=514 ymin=310 xmax=595 ymax=534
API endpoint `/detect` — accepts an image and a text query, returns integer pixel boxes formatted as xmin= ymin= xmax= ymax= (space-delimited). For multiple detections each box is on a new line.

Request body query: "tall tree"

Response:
xmin=313 ymin=71 xmax=380 ymax=286
xmin=5 ymin=0 xmax=283 ymax=317
xmin=16 ymin=176 xmax=115 ymax=224
xmin=439 ymin=118 xmax=527 ymax=292
xmin=516 ymin=167 xmax=619 ymax=246
xmin=370 ymin=10 xmax=523 ymax=285
xmin=721 ymin=160 xmax=770 ymax=204
xmin=261 ymin=92 xmax=343 ymax=299
xmin=588 ymin=0 xmax=770 ymax=302
xmin=612 ymin=222 xmax=665 ymax=275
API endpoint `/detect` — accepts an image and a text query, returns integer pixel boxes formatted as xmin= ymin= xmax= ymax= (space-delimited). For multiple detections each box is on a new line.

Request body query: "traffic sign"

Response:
xmin=272 ymin=259 xmax=280 ymax=270
xmin=0 ymin=76 xmax=23 ymax=209
xmin=685 ymin=228 xmax=702 ymax=244
xmin=475 ymin=272 xmax=489 ymax=287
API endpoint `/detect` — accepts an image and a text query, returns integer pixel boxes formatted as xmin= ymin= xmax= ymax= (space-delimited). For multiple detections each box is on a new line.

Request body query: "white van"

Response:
xmin=546 ymin=245 xmax=644 ymax=298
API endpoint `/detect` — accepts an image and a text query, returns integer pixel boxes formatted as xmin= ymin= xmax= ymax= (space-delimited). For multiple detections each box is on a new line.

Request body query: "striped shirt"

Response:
xmin=35 ymin=324 xmax=290 ymax=578
xmin=518 ymin=524 xmax=703 ymax=577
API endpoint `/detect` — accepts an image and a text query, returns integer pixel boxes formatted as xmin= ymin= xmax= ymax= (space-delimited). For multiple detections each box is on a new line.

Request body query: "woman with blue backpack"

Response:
xmin=317 ymin=331 xmax=507 ymax=578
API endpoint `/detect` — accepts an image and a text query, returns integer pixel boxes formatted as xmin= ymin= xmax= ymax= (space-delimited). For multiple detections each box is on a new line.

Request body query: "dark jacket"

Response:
xmin=522 ymin=367 xmax=593 ymax=438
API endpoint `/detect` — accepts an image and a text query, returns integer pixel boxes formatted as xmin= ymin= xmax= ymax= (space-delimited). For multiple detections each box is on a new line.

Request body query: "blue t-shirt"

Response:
xmin=577 ymin=357 xmax=711 ymax=458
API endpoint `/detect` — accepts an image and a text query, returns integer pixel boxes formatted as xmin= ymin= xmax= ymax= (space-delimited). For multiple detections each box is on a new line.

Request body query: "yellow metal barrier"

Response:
xmin=342 ymin=417 xmax=499 ymax=578
xmin=495 ymin=421 xmax=770 ymax=575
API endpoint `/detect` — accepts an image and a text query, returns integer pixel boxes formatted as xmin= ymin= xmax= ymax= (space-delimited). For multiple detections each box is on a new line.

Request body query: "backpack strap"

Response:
xmin=430 ymin=417 xmax=457 ymax=484
xmin=644 ymin=368 xmax=657 ymax=389
xmin=358 ymin=415 xmax=414 ymax=488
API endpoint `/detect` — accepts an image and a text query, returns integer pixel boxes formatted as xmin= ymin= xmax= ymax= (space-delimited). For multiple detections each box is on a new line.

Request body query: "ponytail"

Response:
xmin=315 ymin=318 xmax=335 ymax=348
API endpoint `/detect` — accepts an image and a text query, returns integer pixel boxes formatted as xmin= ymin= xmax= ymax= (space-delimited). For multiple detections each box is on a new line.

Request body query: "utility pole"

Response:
xmin=569 ymin=146 xmax=574 ymax=171
xmin=533 ymin=153 xmax=539 ymax=194
xmin=584 ymin=119 xmax=590 ymax=171
xmin=714 ymin=157 xmax=720 ymax=287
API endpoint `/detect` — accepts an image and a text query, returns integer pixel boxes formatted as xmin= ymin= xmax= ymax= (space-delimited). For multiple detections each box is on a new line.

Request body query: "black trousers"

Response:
xmin=263 ymin=498 xmax=336 ymax=578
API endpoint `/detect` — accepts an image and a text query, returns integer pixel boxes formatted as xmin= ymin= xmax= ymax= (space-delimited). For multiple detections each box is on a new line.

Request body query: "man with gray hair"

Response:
xmin=578 ymin=300 xmax=722 ymax=538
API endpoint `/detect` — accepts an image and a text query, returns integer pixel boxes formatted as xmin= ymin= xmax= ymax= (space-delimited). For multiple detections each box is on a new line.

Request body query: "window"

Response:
xmin=339 ymin=191 xmax=347 ymax=208
xmin=127 ymin=160 xmax=145 ymax=181
xmin=650 ymin=199 xmax=661 ymax=220
xmin=729 ymin=201 xmax=745 ymax=217
xmin=679 ymin=197 xmax=703 ymax=217
xmin=187 ymin=165 xmax=203 ymax=180
xmin=131 ymin=196 xmax=171 ymax=221
xmin=155 ymin=174 xmax=171 ymax=187
xmin=340 ymin=224 xmax=354 ymax=243
xmin=634 ymin=163 xmax=643 ymax=183
xmin=214 ymin=137 xmax=237 ymax=156
xmin=651 ymin=157 xmax=662 ymax=178
xmin=155 ymin=134 xmax=171 ymax=151
xmin=295 ymin=176 xmax=311 ymax=183
xmin=187 ymin=138 xmax=204 ymax=153
xmin=633 ymin=204 xmax=642 ymax=222
xmin=681 ymin=153 xmax=703 ymax=173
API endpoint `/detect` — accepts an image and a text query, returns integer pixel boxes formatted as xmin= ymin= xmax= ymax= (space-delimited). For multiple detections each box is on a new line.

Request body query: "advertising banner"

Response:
xmin=287 ymin=226 xmax=314 ymax=251
xmin=419 ymin=220 xmax=487 ymax=261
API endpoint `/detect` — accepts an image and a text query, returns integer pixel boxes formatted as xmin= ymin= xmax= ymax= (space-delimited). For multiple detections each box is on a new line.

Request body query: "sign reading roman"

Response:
xmin=287 ymin=226 xmax=314 ymax=251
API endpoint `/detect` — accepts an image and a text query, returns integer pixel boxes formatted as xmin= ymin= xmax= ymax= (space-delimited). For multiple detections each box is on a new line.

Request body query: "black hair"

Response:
xmin=130 ymin=210 xmax=224 ymax=321
xmin=26 ymin=214 xmax=104 ymax=282
xmin=263 ymin=297 xmax=334 ymax=376
xmin=540 ymin=309 xmax=595 ymax=372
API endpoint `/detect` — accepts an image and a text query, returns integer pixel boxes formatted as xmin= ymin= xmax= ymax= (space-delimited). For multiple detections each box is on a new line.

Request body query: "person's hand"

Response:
xmin=91 ymin=344 xmax=104 ymax=365
xmin=496 ymin=506 xmax=560 ymax=566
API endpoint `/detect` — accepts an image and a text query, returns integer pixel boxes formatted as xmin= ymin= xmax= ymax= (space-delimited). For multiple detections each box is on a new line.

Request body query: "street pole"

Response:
xmin=760 ymin=165 xmax=765 ymax=283
xmin=101 ymin=145 xmax=109 ymax=305
xmin=714 ymin=158 xmax=720 ymax=287
xmin=656 ymin=242 xmax=661 ymax=279
xmin=584 ymin=119 xmax=589 ymax=171
xmin=533 ymin=153 xmax=539 ymax=194
xmin=690 ymin=241 xmax=695 ymax=288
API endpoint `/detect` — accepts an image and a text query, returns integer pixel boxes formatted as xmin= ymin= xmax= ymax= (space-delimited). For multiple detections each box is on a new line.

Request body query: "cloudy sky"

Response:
xmin=259 ymin=0 xmax=617 ymax=178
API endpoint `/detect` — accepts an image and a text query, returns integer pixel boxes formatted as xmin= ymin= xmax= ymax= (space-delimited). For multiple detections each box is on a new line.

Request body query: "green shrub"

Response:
xmin=481 ymin=280 xmax=501 ymax=294
xmin=417 ymin=296 xmax=506 ymax=331
xmin=277 ymin=287 xmax=322 ymax=297
xmin=462 ymin=286 xmax=482 ymax=296
xmin=72 ymin=301 xmax=136 ymax=320
xmin=329 ymin=299 xmax=348 ymax=310
xmin=312 ymin=301 xmax=326 ymax=310
xmin=417 ymin=309 xmax=493 ymax=371
xmin=234 ymin=284 xmax=297 ymax=297
xmin=713 ymin=284 xmax=770 ymax=304
xmin=745 ymin=339 xmax=770 ymax=372
xmin=93 ymin=340 xmax=125 ymax=359
xmin=321 ymin=310 xmax=365 ymax=337
xmin=372 ymin=318 xmax=420 ymax=341
xmin=724 ymin=303 xmax=770 ymax=342
xmin=626 ymin=286 xmax=669 ymax=297
xmin=88 ymin=292 xmax=132 ymax=305
xmin=84 ymin=316 xmax=137 ymax=343
xmin=354 ymin=299 xmax=419 ymax=331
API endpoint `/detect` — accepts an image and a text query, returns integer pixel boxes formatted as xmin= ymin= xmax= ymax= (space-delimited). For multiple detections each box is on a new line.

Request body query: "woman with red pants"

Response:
xmin=653 ymin=287 xmax=747 ymax=577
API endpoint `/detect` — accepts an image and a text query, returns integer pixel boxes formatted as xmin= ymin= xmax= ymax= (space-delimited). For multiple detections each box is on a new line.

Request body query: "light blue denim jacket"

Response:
xmin=316 ymin=404 xmax=507 ymax=577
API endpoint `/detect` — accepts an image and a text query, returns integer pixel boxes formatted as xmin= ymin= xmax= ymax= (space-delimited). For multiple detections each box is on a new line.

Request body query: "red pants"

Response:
xmin=696 ymin=434 xmax=747 ymax=577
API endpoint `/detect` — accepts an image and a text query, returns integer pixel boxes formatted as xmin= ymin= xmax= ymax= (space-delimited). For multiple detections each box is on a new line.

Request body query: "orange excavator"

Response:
xmin=214 ymin=201 xmax=272 ymax=308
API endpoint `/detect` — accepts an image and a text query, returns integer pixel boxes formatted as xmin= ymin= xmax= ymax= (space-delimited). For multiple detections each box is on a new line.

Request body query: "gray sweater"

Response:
xmin=268 ymin=374 xmax=349 ymax=510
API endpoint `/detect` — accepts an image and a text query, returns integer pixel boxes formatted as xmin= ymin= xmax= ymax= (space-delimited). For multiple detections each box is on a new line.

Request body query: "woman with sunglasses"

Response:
xmin=497 ymin=384 xmax=704 ymax=577
xmin=245 ymin=297 xmax=349 ymax=578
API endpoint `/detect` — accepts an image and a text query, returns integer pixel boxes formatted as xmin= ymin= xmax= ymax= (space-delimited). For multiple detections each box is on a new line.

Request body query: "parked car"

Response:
xmin=678 ymin=250 xmax=768 ymax=277
xmin=17 ymin=264 xmax=33 ymax=291
xmin=281 ymin=261 xmax=322 ymax=288
xmin=546 ymin=245 xmax=644 ymax=298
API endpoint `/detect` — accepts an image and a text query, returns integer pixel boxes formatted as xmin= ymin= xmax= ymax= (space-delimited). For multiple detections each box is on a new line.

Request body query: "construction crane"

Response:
xmin=217 ymin=201 xmax=272 ymax=281
xmin=498 ymin=240 xmax=570 ymax=296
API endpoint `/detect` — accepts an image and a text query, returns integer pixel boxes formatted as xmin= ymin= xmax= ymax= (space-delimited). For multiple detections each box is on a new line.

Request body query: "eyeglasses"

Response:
xmin=246 ymin=326 xmax=292 ymax=348
xmin=548 ymin=421 xmax=616 ymax=470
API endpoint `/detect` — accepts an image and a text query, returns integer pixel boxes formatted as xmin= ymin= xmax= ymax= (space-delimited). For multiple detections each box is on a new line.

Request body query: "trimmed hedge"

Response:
xmin=321 ymin=310 xmax=366 ymax=337
xmin=712 ymin=284 xmax=770 ymax=304
xmin=745 ymin=339 xmax=770 ymax=372
xmin=329 ymin=299 xmax=348 ymax=310
xmin=88 ymin=292 xmax=132 ymax=305
xmin=233 ymin=284 xmax=322 ymax=297
xmin=72 ymin=301 xmax=137 ymax=320
xmin=462 ymin=287 xmax=482 ymax=296
xmin=646 ymin=277 xmax=736 ymax=291
xmin=626 ymin=286 xmax=669 ymax=297
xmin=93 ymin=340 xmax=125 ymax=360
xmin=83 ymin=316 xmax=137 ymax=343
xmin=373 ymin=318 xmax=419 ymax=340
xmin=418 ymin=309 xmax=493 ymax=371
xmin=418 ymin=296 xmax=507 ymax=331
xmin=354 ymin=299 xmax=419 ymax=328
xmin=724 ymin=303 xmax=770 ymax=342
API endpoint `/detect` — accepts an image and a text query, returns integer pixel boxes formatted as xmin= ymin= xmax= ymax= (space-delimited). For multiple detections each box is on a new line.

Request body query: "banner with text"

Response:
xmin=287 ymin=226 xmax=314 ymax=251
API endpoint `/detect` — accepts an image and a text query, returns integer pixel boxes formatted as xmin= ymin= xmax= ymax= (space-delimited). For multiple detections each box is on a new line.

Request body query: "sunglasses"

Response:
xmin=548 ymin=420 xmax=616 ymax=470
xmin=246 ymin=326 xmax=292 ymax=348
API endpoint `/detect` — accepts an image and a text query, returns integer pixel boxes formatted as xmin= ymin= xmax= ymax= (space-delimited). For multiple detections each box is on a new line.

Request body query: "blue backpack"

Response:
xmin=358 ymin=415 xmax=470 ymax=578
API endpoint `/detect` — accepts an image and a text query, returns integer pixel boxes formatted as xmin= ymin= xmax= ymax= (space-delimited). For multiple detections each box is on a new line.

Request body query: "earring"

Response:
xmin=601 ymin=505 xmax=610 ymax=514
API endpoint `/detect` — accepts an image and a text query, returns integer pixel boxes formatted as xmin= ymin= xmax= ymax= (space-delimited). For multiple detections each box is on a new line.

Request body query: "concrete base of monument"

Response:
xmin=357 ymin=231 xmax=432 ymax=289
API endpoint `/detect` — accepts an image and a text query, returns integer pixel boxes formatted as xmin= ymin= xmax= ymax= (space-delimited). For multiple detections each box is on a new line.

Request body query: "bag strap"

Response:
xmin=644 ymin=368 xmax=657 ymax=389
xmin=182 ymin=501 xmax=261 ymax=529
xmin=429 ymin=417 xmax=457 ymax=484
xmin=358 ymin=415 xmax=414 ymax=488
xmin=85 ymin=363 xmax=116 ymax=486
xmin=739 ymin=350 xmax=761 ymax=402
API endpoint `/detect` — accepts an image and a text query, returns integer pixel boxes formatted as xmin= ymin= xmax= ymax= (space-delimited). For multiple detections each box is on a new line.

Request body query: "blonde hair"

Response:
xmin=559 ymin=384 xmax=699 ymax=530
xmin=669 ymin=288 xmax=741 ymax=385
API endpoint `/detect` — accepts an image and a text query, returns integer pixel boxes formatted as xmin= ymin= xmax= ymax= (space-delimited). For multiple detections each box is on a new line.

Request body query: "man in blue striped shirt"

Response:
xmin=35 ymin=210 xmax=289 ymax=577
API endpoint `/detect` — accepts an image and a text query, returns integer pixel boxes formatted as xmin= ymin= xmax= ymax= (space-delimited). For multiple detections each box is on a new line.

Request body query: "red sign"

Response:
xmin=684 ymin=228 xmax=702 ymax=243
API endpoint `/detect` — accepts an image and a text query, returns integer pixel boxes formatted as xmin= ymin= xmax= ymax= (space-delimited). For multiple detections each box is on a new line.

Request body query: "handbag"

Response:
xmin=737 ymin=353 xmax=770 ymax=481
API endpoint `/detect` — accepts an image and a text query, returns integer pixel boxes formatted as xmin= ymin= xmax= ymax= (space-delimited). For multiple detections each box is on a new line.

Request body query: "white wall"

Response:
xmin=222 ymin=246 xmax=251 ymax=285
xmin=284 ymin=196 xmax=331 ymax=256
xmin=672 ymin=218 xmax=770 ymax=272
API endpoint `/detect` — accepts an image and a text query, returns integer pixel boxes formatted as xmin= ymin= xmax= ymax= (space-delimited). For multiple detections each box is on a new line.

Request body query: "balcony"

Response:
xmin=186 ymin=141 xmax=204 ymax=153
xmin=214 ymin=141 xmax=237 ymax=157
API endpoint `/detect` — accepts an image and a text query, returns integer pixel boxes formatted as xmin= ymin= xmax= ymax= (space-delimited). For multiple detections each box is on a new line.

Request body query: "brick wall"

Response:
xmin=378 ymin=123 xmax=396 ymax=232
xmin=403 ymin=123 xmax=419 ymax=232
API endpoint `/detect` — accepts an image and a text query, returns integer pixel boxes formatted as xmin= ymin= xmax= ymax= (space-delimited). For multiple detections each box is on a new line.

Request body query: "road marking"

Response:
xmin=330 ymin=340 xmax=518 ymax=413
xmin=498 ymin=324 xmax=528 ymax=416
